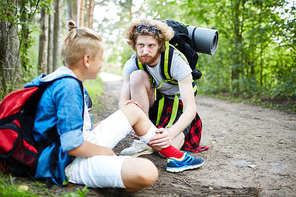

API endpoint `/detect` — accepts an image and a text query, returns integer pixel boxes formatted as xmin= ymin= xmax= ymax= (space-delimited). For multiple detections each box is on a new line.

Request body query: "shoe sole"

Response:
xmin=166 ymin=161 xmax=205 ymax=173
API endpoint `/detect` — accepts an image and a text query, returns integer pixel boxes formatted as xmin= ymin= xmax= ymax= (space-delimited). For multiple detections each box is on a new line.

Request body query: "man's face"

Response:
xmin=135 ymin=35 xmax=161 ymax=66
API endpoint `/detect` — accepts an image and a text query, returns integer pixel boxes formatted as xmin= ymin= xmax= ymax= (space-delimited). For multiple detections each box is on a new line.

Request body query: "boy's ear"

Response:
xmin=83 ymin=55 xmax=91 ymax=68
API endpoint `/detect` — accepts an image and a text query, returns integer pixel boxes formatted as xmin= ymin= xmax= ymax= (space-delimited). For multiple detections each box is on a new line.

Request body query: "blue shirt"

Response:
xmin=25 ymin=66 xmax=88 ymax=185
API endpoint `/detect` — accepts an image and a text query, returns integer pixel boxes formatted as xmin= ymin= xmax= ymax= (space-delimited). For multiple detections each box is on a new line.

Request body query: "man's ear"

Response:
xmin=83 ymin=55 xmax=91 ymax=68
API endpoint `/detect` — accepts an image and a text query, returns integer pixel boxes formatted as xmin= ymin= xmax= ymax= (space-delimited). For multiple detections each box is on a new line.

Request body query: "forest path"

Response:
xmin=92 ymin=72 xmax=296 ymax=196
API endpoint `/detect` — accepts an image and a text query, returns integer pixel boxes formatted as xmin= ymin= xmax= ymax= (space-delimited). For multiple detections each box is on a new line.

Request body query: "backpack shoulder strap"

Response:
xmin=135 ymin=56 xmax=147 ymax=72
xmin=161 ymin=42 xmax=178 ymax=85
xmin=162 ymin=42 xmax=198 ymax=95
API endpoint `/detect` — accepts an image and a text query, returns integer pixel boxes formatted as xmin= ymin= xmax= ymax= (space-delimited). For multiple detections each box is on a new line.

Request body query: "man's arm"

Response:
xmin=167 ymin=74 xmax=196 ymax=139
xmin=119 ymin=73 xmax=131 ymax=108
xmin=148 ymin=74 xmax=196 ymax=148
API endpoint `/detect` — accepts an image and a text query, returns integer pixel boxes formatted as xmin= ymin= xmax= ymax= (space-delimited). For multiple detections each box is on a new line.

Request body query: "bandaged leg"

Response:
xmin=138 ymin=127 xmax=157 ymax=144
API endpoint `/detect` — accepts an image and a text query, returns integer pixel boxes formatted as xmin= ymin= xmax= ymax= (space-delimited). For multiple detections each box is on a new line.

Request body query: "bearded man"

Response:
xmin=119 ymin=19 xmax=208 ymax=159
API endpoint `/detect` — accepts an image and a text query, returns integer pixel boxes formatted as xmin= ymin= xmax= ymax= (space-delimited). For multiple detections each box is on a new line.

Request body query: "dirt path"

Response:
xmin=93 ymin=73 xmax=296 ymax=197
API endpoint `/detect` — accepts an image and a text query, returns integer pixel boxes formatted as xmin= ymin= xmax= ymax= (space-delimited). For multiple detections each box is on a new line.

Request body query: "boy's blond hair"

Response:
xmin=126 ymin=19 xmax=174 ymax=52
xmin=62 ymin=20 xmax=102 ymax=66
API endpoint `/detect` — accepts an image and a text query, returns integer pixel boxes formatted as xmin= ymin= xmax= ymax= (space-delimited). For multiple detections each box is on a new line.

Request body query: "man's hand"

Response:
xmin=148 ymin=128 xmax=171 ymax=149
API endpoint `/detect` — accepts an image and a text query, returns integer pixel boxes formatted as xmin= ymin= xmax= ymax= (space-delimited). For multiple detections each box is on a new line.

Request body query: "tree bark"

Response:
xmin=38 ymin=8 xmax=48 ymax=74
xmin=47 ymin=5 xmax=53 ymax=74
xmin=87 ymin=0 xmax=95 ymax=28
xmin=230 ymin=0 xmax=245 ymax=94
xmin=79 ymin=0 xmax=85 ymax=27
xmin=52 ymin=0 xmax=62 ymax=71
xmin=66 ymin=0 xmax=77 ymax=22
xmin=0 ymin=20 xmax=21 ymax=93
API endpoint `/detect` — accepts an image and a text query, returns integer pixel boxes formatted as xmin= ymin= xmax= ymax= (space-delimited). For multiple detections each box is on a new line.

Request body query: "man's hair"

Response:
xmin=62 ymin=20 xmax=103 ymax=66
xmin=126 ymin=19 xmax=174 ymax=52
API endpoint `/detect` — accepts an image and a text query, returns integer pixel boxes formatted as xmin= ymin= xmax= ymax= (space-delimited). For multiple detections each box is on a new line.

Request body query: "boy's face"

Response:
xmin=135 ymin=35 xmax=161 ymax=67
xmin=88 ymin=49 xmax=103 ymax=79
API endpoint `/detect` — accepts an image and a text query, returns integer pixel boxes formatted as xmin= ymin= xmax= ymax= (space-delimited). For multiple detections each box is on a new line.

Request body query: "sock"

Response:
xmin=138 ymin=126 xmax=184 ymax=159
xmin=138 ymin=127 xmax=156 ymax=144
xmin=159 ymin=146 xmax=184 ymax=159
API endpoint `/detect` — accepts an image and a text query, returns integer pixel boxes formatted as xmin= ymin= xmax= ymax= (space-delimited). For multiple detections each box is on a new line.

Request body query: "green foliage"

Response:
xmin=0 ymin=175 xmax=39 ymax=197
xmin=84 ymin=77 xmax=104 ymax=111
xmin=60 ymin=186 xmax=88 ymax=197
xmin=0 ymin=173 xmax=89 ymax=197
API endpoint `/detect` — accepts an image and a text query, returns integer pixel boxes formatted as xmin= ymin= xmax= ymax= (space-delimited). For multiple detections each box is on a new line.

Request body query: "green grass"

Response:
xmin=0 ymin=175 xmax=39 ymax=197
xmin=0 ymin=173 xmax=89 ymax=197
xmin=83 ymin=77 xmax=104 ymax=111
xmin=202 ymin=92 xmax=296 ymax=114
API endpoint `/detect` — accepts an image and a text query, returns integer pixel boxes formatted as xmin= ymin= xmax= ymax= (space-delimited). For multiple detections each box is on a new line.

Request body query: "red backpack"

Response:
xmin=0 ymin=76 xmax=79 ymax=176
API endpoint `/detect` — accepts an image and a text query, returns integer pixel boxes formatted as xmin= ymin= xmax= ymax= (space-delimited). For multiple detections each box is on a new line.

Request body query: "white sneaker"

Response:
xmin=119 ymin=140 xmax=154 ymax=157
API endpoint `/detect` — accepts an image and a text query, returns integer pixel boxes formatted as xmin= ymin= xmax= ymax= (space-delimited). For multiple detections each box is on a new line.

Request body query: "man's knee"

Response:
xmin=130 ymin=70 xmax=150 ymax=89
xmin=122 ymin=101 xmax=144 ymax=115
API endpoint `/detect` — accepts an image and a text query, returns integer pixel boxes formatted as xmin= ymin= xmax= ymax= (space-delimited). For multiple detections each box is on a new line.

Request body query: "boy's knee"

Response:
xmin=122 ymin=158 xmax=158 ymax=192
xmin=134 ymin=159 xmax=158 ymax=187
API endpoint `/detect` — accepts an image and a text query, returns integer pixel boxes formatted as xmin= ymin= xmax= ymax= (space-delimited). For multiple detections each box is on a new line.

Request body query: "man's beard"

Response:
xmin=137 ymin=49 xmax=161 ymax=66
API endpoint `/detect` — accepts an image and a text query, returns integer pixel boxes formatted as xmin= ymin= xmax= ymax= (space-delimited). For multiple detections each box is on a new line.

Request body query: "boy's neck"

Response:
xmin=68 ymin=65 xmax=84 ymax=81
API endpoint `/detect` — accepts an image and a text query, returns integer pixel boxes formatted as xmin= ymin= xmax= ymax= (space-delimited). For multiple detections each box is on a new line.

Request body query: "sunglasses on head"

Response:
xmin=135 ymin=25 xmax=160 ymax=34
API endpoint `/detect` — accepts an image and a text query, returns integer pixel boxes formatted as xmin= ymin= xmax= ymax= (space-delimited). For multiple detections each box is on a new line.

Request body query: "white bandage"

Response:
xmin=138 ymin=126 xmax=157 ymax=144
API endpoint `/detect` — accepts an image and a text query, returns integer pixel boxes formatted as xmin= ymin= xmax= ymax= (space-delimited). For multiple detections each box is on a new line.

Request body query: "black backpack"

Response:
xmin=165 ymin=19 xmax=202 ymax=80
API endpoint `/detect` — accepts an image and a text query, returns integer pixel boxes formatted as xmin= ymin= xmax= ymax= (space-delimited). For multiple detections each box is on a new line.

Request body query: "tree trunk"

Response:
xmin=79 ymin=0 xmax=85 ymax=27
xmin=0 ymin=20 xmax=21 ymax=93
xmin=19 ymin=0 xmax=31 ymax=71
xmin=76 ymin=0 xmax=80 ymax=25
xmin=38 ymin=8 xmax=48 ymax=74
xmin=66 ymin=0 xmax=77 ymax=22
xmin=230 ymin=0 xmax=245 ymax=94
xmin=47 ymin=5 xmax=53 ymax=74
xmin=52 ymin=0 xmax=62 ymax=71
xmin=87 ymin=0 xmax=95 ymax=28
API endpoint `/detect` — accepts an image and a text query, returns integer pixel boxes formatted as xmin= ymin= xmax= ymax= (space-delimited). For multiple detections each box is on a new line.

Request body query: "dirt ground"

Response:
xmin=15 ymin=73 xmax=296 ymax=196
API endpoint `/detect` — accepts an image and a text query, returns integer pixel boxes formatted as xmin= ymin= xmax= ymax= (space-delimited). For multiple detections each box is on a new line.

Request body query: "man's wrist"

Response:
xmin=166 ymin=127 xmax=178 ymax=139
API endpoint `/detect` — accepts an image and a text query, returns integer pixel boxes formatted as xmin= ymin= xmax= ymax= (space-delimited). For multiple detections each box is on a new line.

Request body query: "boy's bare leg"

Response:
xmin=117 ymin=103 xmax=159 ymax=192
xmin=120 ymin=101 xmax=155 ymax=137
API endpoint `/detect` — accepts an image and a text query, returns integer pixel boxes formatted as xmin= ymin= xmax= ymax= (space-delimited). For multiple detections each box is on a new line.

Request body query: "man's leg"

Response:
xmin=171 ymin=132 xmax=185 ymax=150
xmin=119 ymin=70 xmax=155 ymax=157
xmin=129 ymin=70 xmax=155 ymax=115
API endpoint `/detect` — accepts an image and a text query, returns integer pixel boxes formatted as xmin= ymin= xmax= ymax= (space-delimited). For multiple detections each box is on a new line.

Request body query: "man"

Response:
xmin=119 ymin=19 xmax=208 ymax=157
